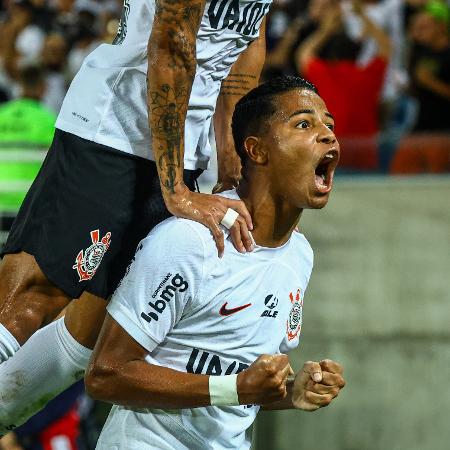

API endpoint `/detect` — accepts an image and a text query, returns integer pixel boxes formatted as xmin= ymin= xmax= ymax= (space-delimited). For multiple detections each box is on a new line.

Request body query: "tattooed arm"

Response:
xmin=147 ymin=0 xmax=202 ymax=194
xmin=147 ymin=0 xmax=253 ymax=256
xmin=213 ymin=19 xmax=266 ymax=193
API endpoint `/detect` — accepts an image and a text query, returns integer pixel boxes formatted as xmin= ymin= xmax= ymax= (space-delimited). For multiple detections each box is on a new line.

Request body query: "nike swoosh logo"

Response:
xmin=219 ymin=302 xmax=252 ymax=316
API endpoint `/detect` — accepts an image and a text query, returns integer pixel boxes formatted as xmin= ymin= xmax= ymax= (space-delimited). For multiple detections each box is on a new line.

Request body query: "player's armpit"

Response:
xmin=85 ymin=314 xmax=212 ymax=409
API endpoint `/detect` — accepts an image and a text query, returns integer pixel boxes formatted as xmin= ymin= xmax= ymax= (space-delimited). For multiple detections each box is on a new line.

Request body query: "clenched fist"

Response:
xmin=292 ymin=359 xmax=345 ymax=411
xmin=237 ymin=354 xmax=293 ymax=405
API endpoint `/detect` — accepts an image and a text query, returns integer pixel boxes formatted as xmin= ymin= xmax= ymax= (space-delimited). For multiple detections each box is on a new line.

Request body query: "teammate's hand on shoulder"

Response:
xmin=292 ymin=359 xmax=345 ymax=411
xmin=163 ymin=182 xmax=253 ymax=257
xmin=237 ymin=354 xmax=294 ymax=405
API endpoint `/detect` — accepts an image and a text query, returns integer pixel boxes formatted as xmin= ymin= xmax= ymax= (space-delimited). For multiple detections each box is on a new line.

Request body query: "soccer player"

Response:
xmin=85 ymin=76 xmax=344 ymax=449
xmin=0 ymin=0 xmax=268 ymax=433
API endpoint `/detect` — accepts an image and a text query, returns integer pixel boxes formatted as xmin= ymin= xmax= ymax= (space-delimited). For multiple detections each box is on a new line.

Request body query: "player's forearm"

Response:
xmin=87 ymin=360 xmax=212 ymax=409
xmin=214 ymin=21 xmax=266 ymax=184
xmin=215 ymin=75 xmax=256 ymax=184
xmin=147 ymin=0 xmax=204 ymax=196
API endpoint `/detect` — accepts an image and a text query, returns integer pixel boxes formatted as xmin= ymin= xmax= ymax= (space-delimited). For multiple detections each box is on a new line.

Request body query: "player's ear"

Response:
xmin=243 ymin=136 xmax=268 ymax=165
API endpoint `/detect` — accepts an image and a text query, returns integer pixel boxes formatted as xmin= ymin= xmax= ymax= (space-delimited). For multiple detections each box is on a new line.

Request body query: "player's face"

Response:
xmin=264 ymin=89 xmax=339 ymax=210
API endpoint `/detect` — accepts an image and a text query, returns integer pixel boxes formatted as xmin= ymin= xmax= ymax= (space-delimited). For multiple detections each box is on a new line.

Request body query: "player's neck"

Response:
xmin=237 ymin=178 xmax=302 ymax=248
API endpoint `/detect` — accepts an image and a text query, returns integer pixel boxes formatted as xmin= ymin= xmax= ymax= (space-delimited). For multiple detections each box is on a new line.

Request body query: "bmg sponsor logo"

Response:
xmin=141 ymin=273 xmax=188 ymax=322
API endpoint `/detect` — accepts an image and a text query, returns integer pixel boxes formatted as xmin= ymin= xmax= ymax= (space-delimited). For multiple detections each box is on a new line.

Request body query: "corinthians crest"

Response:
xmin=73 ymin=229 xmax=111 ymax=282
xmin=287 ymin=288 xmax=303 ymax=341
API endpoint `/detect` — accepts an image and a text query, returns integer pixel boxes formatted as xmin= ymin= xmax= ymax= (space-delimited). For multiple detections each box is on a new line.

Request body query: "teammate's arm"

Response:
xmin=86 ymin=315 xmax=294 ymax=409
xmin=261 ymin=360 xmax=345 ymax=411
xmin=147 ymin=0 xmax=253 ymax=257
xmin=213 ymin=19 xmax=266 ymax=193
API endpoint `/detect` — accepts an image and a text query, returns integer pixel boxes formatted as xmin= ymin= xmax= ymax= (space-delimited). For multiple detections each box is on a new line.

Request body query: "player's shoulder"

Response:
xmin=143 ymin=216 xmax=215 ymax=260
xmin=290 ymin=230 xmax=314 ymax=268
xmin=292 ymin=230 xmax=313 ymax=254
xmin=146 ymin=216 xmax=205 ymax=243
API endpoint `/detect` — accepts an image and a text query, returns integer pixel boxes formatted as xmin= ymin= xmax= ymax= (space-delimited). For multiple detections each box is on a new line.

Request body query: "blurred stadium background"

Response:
xmin=0 ymin=0 xmax=448 ymax=449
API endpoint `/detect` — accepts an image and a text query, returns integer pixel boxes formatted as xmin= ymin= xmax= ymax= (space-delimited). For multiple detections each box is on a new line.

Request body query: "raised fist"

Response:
xmin=292 ymin=359 xmax=345 ymax=411
xmin=237 ymin=354 xmax=293 ymax=405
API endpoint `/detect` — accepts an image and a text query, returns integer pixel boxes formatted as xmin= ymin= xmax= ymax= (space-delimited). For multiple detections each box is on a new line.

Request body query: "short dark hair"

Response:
xmin=231 ymin=76 xmax=318 ymax=173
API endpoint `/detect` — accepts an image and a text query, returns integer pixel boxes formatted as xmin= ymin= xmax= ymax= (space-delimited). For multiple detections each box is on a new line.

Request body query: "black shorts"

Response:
xmin=2 ymin=129 xmax=202 ymax=299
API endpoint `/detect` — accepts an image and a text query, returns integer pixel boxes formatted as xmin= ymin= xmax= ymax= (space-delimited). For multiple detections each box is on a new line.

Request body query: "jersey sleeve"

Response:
xmin=107 ymin=218 xmax=206 ymax=352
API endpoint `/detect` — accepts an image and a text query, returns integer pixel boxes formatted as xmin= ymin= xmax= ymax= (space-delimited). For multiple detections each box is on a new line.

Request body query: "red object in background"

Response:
xmin=305 ymin=56 xmax=387 ymax=170
xmin=390 ymin=134 xmax=450 ymax=174
xmin=337 ymin=136 xmax=379 ymax=170
xmin=39 ymin=407 xmax=80 ymax=450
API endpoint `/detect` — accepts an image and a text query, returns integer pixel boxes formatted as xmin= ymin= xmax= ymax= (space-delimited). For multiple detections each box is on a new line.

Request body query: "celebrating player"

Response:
xmin=84 ymin=76 xmax=344 ymax=449
xmin=0 ymin=0 xmax=269 ymax=433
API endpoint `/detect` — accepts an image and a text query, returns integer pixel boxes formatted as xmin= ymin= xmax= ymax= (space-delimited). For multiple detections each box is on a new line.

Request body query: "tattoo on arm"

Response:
xmin=148 ymin=0 xmax=204 ymax=194
xmin=220 ymin=73 xmax=257 ymax=97
xmin=149 ymin=84 xmax=188 ymax=193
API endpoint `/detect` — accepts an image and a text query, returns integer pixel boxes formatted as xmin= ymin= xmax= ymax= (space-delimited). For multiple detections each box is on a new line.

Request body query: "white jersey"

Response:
xmin=96 ymin=190 xmax=314 ymax=450
xmin=56 ymin=0 xmax=271 ymax=170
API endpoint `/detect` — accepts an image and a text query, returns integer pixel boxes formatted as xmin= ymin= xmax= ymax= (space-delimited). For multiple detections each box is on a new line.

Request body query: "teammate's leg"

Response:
xmin=0 ymin=292 xmax=106 ymax=435
xmin=64 ymin=291 xmax=108 ymax=349
xmin=0 ymin=154 xmax=202 ymax=432
xmin=0 ymin=252 xmax=71 ymax=362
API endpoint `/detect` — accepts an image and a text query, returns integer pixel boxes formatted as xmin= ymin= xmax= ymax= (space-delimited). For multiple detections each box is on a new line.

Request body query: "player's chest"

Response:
xmin=181 ymin=263 xmax=306 ymax=352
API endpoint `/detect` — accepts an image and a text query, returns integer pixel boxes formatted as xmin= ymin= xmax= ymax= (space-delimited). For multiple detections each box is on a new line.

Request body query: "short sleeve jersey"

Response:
xmin=56 ymin=0 xmax=272 ymax=170
xmin=96 ymin=190 xmax=314 ymax=450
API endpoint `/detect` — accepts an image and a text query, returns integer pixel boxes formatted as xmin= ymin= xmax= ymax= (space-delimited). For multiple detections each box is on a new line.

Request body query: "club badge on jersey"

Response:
xmin=73 ymin=229 xmax=112 ymax=282
xmin=287 ymin=289 xmax=303 ymax=341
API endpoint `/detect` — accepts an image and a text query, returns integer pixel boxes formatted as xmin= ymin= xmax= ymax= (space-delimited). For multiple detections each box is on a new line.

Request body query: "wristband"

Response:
xmin=209 ymin=374 xmax=239 ymax=406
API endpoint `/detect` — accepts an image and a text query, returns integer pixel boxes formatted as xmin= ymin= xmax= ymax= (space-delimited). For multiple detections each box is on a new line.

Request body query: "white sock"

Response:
xmin=0 ymin=317 xmax=91 ymax=435
xmin=0 ymin=323 xmax=20 ymax=363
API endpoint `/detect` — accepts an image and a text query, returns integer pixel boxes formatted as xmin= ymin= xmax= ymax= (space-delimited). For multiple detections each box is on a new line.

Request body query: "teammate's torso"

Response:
xmin=56 ymin=0 xmax=272 ymax=169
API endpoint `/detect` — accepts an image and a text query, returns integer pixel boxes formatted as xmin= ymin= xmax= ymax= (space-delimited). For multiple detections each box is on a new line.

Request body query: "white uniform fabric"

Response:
xmin=56 ymin=0 xmax=271 ymax=170
xmin=97 ymin=191 xmax=314 ymax=450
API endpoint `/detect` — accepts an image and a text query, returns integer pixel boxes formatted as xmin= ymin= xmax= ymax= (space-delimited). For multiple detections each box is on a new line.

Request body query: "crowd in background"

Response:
xmin=0 ymin=0 xmax=121 ymax=112
xmin=0 ymin=0 xmax=123 ymax=217
xmin=0 ymin=0 xmax=448 ymax=448
xmin=264 ymin=0 xmax=450 ymax=172
xmin=0 ymin=0 xmax=448 ymax=173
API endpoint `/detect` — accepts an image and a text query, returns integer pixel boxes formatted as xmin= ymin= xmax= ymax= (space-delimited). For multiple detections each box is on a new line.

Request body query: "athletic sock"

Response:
xmin=0 ymin=323 xmax=20 ymax=363
xmin=0 ymin=317 xmax=91 ymax=435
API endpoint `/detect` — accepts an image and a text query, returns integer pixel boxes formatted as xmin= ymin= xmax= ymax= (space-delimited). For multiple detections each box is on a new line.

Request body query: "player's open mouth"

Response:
xmin=314 ymin=149 xmax=339 ymax=194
